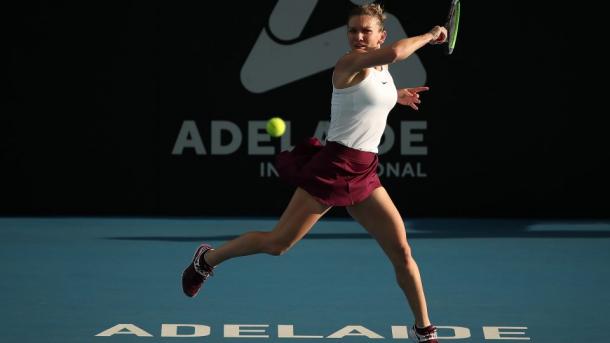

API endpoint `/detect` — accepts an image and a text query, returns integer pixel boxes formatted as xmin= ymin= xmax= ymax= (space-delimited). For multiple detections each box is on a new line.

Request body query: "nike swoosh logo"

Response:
xmin=382 ymin=81 xmax=388 ymax=84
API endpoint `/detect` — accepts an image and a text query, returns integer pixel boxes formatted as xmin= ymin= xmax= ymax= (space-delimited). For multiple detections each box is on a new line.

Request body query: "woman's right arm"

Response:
xmin=337 ymin=26 xmax=447 ymax=74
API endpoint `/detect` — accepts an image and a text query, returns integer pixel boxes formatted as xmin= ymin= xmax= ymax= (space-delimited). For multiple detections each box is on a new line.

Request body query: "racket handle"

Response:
xmin=428 ymin=26 xmax=440 ymax=43
xmin=428 ymin=26 xmax=447 ymax=44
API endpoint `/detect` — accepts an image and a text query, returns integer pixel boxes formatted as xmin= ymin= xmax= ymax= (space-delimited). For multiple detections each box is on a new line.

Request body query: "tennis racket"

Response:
xmin=444 ymin=0 xmax=461 ymax=55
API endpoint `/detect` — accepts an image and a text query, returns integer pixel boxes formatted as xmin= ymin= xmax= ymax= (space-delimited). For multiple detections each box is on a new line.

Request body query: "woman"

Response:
xmin=182 ymin=4 xmax=446 ymax=343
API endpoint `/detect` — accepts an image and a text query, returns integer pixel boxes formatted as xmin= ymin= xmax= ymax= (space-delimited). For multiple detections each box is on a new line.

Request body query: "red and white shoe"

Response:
xmin=409 ymin=324 xmax=438 ymax=343
xmin=181 ymin=243 xmax=214 ymax=297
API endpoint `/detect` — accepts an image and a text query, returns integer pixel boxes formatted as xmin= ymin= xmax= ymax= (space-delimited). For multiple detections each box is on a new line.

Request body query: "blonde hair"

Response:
xmin=348 ymin=3 xmax=387 ymax=30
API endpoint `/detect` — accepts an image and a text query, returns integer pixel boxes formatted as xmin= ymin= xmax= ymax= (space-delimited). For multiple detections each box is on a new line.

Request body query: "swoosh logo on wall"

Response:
xmin=240 ymin=0 xmax=427 ymax=94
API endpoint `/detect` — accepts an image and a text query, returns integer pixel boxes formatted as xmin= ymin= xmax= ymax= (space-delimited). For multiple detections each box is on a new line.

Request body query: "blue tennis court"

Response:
xmin=1 ymin=217 xmax=609 ymax=342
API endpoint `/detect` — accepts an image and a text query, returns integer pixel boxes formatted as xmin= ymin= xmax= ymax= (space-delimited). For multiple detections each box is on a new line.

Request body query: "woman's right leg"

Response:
xmin=204 ymin=187 xmax=332 ymax=266
xmin=346 ymin=187 xmax=432 ymax=330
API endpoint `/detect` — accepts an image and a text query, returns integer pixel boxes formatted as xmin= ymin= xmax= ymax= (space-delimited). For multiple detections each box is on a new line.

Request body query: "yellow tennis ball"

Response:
xmin=266 ymin=117 xmax=286 ymax=137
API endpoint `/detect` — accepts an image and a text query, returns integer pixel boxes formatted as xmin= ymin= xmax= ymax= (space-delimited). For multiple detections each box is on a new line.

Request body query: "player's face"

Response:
xmin=347 ymin=15 xmax=386 ymax=51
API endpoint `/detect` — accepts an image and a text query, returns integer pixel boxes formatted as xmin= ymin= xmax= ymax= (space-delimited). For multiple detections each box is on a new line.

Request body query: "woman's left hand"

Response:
xmin=397 ymin=86 xmax=429 ymax=110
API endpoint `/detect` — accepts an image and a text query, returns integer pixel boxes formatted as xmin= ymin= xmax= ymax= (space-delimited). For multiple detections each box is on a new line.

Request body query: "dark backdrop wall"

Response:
xmin=4 ymin=1 xmax=608 ymax=218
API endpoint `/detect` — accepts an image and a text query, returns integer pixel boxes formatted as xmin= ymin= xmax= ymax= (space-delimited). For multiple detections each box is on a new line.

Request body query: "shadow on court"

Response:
xmin=105 ymin=219 xmax=610 ymax=241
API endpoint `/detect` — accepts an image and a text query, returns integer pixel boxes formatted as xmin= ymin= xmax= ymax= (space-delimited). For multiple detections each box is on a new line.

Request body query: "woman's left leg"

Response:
xmin=346 ymin=187 xmax=432 ymax=328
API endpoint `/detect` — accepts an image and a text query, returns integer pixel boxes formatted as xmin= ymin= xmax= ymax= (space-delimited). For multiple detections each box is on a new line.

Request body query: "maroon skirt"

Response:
xmin=275 ymin=137 xmax=381 ymax=206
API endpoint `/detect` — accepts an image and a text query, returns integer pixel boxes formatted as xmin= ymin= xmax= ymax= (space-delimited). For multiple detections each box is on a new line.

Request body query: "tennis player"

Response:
xmin=182 ymin=4 xmax=446 ymax=343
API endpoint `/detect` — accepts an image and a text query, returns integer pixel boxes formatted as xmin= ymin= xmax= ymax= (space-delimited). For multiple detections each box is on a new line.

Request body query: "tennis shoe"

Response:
xmin=181 ymin=243 xmax=214 ymax=297
xmin=409 ymin=324 xmax=438 ymax=343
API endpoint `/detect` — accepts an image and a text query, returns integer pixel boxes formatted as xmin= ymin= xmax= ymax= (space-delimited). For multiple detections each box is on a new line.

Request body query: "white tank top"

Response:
xmin=327 ymin=67 xmax=398 ymax=153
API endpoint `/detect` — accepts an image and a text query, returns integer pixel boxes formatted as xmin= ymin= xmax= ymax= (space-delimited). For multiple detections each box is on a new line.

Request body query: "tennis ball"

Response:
xmin=266 ymin=117 xmax=286 ymax=137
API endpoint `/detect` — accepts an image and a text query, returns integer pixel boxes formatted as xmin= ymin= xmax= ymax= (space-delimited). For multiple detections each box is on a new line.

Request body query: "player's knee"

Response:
xmin=263 ymin=235 xmax=294 ymax=256
xmin=266 ymin=243 xmax=291 ymax=256
xmin=392 ymin=245 xmax=415 ymax=270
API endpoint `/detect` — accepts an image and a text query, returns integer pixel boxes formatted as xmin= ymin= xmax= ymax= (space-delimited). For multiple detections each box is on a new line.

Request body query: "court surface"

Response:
xmin=1 ymin=217 xmax=609 ymax=342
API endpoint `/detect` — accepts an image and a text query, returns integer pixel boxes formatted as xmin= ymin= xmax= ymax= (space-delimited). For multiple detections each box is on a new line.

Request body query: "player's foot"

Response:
xmin=409 ymin=324 xmax=438 ymax=343
xmin=181 ymin=243 xmax=214 ymax=297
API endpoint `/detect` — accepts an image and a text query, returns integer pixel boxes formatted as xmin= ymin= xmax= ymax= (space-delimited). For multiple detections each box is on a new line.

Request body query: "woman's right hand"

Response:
xmin=428 ymin=26 xmax=448 ymax=44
